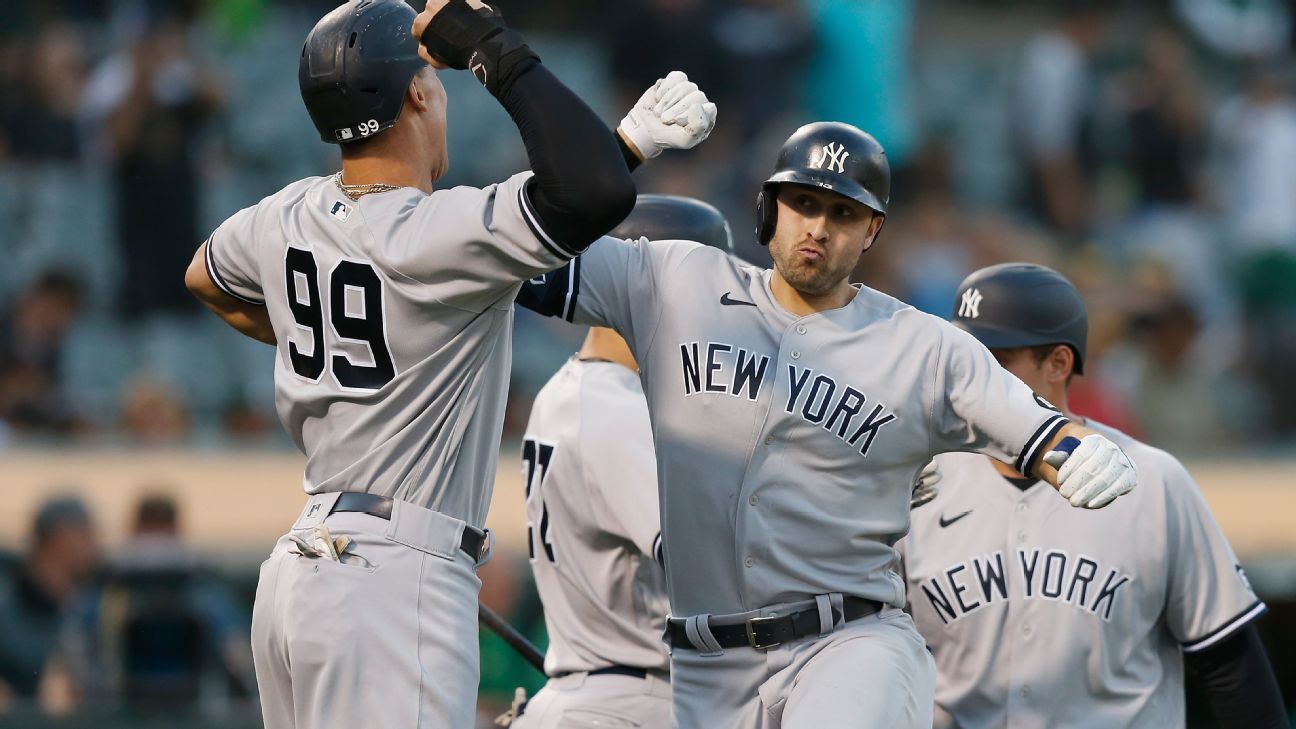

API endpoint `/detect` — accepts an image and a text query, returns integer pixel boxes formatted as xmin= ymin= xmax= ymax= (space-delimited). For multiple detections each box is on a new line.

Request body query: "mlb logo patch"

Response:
xmin=336 ymin=127 xmax=354 ymax=141
xmin=330 ymin=201 xmax=351 ymax=222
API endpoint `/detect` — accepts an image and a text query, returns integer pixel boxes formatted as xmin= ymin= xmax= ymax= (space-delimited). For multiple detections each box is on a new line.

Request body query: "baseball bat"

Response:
xmin=479 ymin=602 xmax=546 ymax=673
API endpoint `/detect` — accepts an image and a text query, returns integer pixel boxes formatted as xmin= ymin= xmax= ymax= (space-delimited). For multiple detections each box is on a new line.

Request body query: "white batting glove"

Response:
xmin=1042 ymin=434 xmax=1137 ymax=509
xmin=910 ymin=460 xmax=940 ymax=509
xmin=619 ymin=71 xmax=718 ymax=161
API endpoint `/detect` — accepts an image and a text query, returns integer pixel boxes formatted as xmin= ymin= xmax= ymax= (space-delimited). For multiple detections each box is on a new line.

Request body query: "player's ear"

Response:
xmin=860 ymin=212 xmax=885 ymax=253
xmin=406 ymin=67 xmax=435 ymax=113
xmin=1046 ymin=345 xmax=1074 ymax=384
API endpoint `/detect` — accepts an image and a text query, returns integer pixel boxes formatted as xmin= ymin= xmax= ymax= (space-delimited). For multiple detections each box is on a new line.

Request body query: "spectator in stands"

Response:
xmin=0 ymin=24 xmax=86 ymax=163
xmin=1116 ymin=292 xmax=1235 ymax=452
xmin=608 ymin=0 xmax=727 ymax=111
xmin=713 ymin=0 xmax=811 ymax=143
xmin=0 ymin=271 xmax=85 ymax=436
xmin=1120 ymin=26 xmax=1208 ymax=212
xmin=80 ymin=5 xmax=224 ymax=318
xmin=804 ymin=0 xmax=916 ymax=179
xmin=1212 ymin=59 xmax=1296 ymax=253
xmin=77 ymin=493 xmax=256 ymax=710
xmin=119 ymin=377 xmax=191 ymax=443
xmin=0 ymin=496 xmax=100 ymax=706
xmin=1013 ymin=0 xmax=1114 ymax=238
xmin=1212 ymin=59 xmax=1296 ymax=435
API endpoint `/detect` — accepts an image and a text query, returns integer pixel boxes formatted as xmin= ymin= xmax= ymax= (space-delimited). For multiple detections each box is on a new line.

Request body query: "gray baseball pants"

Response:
xmin=251 ymin=492 xmax=487 ymax=729
xmin=511 ymin=671 xmax=672 ymax=729
xmin=669 ymin=604 xmax=935 ymax=729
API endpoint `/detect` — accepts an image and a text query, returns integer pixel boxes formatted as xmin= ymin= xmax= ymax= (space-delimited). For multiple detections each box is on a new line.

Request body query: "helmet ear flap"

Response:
xmin=755 ymin=186 xmax=777 ymax=246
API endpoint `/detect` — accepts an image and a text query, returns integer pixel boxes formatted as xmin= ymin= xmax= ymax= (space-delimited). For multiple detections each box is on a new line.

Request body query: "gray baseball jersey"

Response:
xmin=206 ymin=171 xmax=574 ymax=527
xmin=899 ymin=421 xmax=1265 ymax=729
xmin=523 ymin=239 xmax=1067 ymax=617
xmin=522 ymin=356 xmax=670 ymax=676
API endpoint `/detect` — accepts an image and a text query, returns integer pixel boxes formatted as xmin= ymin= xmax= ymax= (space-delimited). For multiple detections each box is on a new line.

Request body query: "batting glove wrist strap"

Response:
xmin=420 ymin=1 xmax=539 ymax=97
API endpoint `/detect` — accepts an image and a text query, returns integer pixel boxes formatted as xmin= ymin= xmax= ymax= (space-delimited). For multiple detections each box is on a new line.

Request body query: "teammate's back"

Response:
xmin=209 ymin=170 xmax=563 ymax=524
xmin=523 ymin=357 xmax=669 ymax=676
xmin=184 ymin=2 xmax=639 ymax=727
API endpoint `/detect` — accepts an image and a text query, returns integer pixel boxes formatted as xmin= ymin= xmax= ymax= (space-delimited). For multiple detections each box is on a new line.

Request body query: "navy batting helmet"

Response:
xmin=299 ymin=0 xmax=426 ymax=145
xmin=756 ymin=122 xmax=891 ymax=245
xmin=611 ymin=194 xmax=734 ymax=254
xmin=951 ymin=263 xmax=1088 ymax=374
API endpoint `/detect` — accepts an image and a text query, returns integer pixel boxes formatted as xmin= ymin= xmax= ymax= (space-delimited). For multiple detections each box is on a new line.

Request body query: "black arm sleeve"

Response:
xmin=619 ymin=132 xmax=644 ymax=172
xmin=1184 ymin=622 xmax=1288 ymax=729
xmin=499 ymin=64 xmax=635 ymax=254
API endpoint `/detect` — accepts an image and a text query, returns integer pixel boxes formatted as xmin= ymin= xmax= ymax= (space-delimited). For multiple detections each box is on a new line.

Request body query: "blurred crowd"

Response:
xmin=3 ymin=1 xmax=1296 ymax=725
xmin=0 ymin=492 xmax=257 ymax=721
xmin=0 ymin=489 xmax=552 ymax=726
xmin=2 ymin=0 xmax=1296 ymax=455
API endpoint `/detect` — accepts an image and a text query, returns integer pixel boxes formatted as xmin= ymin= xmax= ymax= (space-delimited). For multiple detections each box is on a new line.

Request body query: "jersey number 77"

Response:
xmin=522 ymin=438 xmax=557 ymax=563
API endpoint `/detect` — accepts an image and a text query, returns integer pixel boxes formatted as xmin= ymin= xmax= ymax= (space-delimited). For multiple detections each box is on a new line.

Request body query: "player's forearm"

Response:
xmin=415 ymin=1 xmax=634 ymax=251
xmin=185 ymin=248 xmax=275 ymax=345
xmin=1026 ymin=420 xmax=1088 ymax=486
xmin=204 ymin=300 xmax=275 ymax=345
xmin=1185 ymin=623 xmax=1289 ymax=729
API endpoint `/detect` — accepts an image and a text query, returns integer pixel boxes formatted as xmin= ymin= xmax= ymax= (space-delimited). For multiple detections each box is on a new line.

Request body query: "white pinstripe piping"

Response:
xmin=1017 ymin=414 xmax=1067 ymax=473
xmin=517 ymin=186 xmax=578 ymax=259
xmin=561 ymin=258 xmax=577 ymax=321
xmin=204 ymin=237 xmax=264 ymax=306
xmin=1182 ymin=601 xmax=1267 ymax=653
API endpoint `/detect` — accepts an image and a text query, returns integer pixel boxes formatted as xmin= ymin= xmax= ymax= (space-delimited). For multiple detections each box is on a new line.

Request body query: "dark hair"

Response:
xmin=135 ymin=494 xmax=179 ymax=531
xmin=32 ymin=495 xmax=90 ymax=546
xmin=30 ymin=270 xmax=83 ymax=304
xmin=996 ymin=343 xmax=1078 ymax=383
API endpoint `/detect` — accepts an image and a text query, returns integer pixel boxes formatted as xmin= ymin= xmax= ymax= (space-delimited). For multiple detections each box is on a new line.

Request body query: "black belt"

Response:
xmin=330 ymin=492 xmax=487 ymax=560
xmin=589 ymin=665 xmax=646 ymax=679
xmin=666 ymin=596 xmax=882 ymax=651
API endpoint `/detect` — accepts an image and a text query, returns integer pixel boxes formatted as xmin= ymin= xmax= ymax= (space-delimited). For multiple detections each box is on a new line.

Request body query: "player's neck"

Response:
xmin=770 ymin=271 xmax=857 ymax=316
xmin=578 ymin=327 xmax=638 ymax=372
xmin=339 ymin=157 xmax=433 ymax=195
xmin=339 ymin=132 xmax=437 ymax=195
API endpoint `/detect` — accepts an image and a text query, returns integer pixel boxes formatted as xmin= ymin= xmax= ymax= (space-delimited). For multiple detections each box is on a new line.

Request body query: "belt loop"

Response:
xmin=475 ymin=528 xmax=495 ymax=568
xmin=815 ymin=593 xmax=845 ymax=637
xmin=293 ymin=493 xmax=343 ymax=530
xmin=684 ymin=615 xmax=724 ymax=657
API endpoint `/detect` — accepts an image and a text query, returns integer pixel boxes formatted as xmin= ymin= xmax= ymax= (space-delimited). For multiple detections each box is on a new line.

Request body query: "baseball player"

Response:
xmin=180 ymin=1 xmax=715 ymax=727
xmin=516 ymin=121 xmax=1138 ymax=729
xmin=509 ymin=195 xmax=738 ymax=729
xmin=900 ymin=263 xmax=1288 ymax=729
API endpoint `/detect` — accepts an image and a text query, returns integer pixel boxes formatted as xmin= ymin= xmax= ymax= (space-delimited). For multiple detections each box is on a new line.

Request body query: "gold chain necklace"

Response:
xmin=333 ymin=172 xmax=402 ymax=201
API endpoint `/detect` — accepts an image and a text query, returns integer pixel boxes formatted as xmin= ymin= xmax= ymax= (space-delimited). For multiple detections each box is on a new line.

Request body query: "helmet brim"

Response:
xmin=765 ymin=170 xmax=887 ymax=216
xmin=953 ymin=320 xmax=1085 ymax=374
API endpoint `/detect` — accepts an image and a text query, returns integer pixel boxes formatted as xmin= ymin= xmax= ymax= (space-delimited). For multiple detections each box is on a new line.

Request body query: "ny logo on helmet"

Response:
xmin=959 ymin=288 xmax=983 ymax=319
xmin=811 ymin=143 xmax=850 ymax=174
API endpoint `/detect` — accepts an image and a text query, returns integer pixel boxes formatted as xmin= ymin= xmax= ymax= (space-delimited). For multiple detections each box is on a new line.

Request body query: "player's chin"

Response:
xmin=783 ymin=264 xmax=837 ymax=296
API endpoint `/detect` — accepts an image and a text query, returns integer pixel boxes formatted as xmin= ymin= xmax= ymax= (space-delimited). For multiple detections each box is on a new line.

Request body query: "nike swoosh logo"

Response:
xmin=938 ymin=510 xmax=972 ymax=528
xmin=720 ymin=292 xmax=757 ymax=307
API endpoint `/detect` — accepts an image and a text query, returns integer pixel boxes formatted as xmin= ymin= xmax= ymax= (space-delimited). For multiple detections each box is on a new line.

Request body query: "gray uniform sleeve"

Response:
xmin=205 ymin=204 xmax=265 ymax=305
xmin=1162 ymin=455 xmax=1267 ymax=653
xmin=929 ymin=325 xmax=1068 ymax=473
xmin=561 ymin=237 xmax=701 ymax=352
xmin=386 ymin=172 xmax=578 ymax=299
xmin=582 ymin=376 xmax=660 ymax=556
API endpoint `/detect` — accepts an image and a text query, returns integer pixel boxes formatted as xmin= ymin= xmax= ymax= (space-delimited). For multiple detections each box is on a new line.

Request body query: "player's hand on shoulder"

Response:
xmin=1043 ymin=434 xmax=1137 ymax=509
xmin=619 ymin=71 xmax=718 ymax=161
xmin=910 ymin=459 xmax=940 ymax=509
